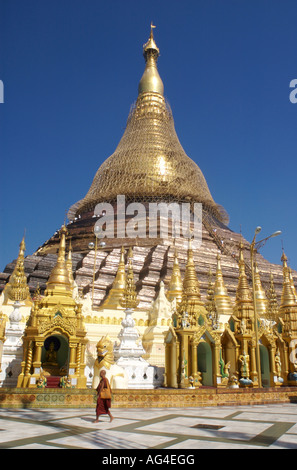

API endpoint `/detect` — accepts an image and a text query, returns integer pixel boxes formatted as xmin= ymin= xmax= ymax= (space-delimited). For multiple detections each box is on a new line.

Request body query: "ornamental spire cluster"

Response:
xmin=7 ymin=237 xmax=30 ymax=303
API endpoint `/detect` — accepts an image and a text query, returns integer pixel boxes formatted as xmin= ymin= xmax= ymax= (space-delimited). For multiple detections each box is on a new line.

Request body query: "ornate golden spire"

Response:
xmin=166 ymin=248 xmax=183 ymax=304
xmin=102 ymin=246 xmax=126 ymax=309
xmin=46 ymin=225 xmax=73 ymax=295
xmin=254 ymin=263 xmax=268 ymax=316
xmin=205 ymin=269 xmax=218 ymax=327
xmin=214 ymin=253 xmax=232 ymax=316
xmin=181 ymin=238 xmax=201 ymax=303
xmin=280 ymin=252 xmax=296 ymax=308
xmin=266 ymin=272 xmax=279 ymax=321
xmin=120 ymin=247 xmax=139 ymax=309
xmin=235 ymin=241 xmax=253 ymax=306
xmin=138 ymin=23 xmax=164 ymax=96
xmin=68 ymin=27 xmax=228 ymax=226
xmin=8 ymin=237 xmax=31 ymax=302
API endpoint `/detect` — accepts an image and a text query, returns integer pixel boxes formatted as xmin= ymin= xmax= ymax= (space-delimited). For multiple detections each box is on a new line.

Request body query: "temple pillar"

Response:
xmin=283 ymin=344 xmax=289 ymax=385
xmin=170 ymin=340 xmax=178 ymax=388
xmin=213 ymin=342 xmax=221 ymax=387
xmin=190 ymin=340 xmax=198 ymax=386
xmin=269 ymin=346 xmax=276 ymax=386
xmin=249 ymin=341 xmax=258 ymax=386
xmin=24 ymin=341 xmax=34 ymax=388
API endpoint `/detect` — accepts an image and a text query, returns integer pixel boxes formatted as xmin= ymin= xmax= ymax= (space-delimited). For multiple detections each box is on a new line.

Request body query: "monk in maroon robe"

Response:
xmin=93 ymin=370 xmax=114 ymax=423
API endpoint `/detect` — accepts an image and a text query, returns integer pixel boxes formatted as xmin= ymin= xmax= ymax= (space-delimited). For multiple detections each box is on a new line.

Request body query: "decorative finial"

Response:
xmin=150 ymin=22 xmax=156 ymax=37
xmin=138 ymin=23 xmax=164 ymax=96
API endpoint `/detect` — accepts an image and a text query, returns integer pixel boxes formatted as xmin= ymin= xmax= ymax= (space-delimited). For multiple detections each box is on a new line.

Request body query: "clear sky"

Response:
xmin=1 ymin=0 xmax=297 ymax=272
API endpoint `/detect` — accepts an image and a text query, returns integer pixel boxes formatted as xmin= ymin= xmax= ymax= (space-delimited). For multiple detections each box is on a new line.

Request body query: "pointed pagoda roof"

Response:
xmin=101 ymin=246 xmax=126 ymax=309
xmin=68 ymin=25 xmax=228 ymax=225
xmin=280 ymin=252 xmax=297 ymax=309
xmin=120 ymin=247 xmax=139 ymax=309
xmin=45 ymin=225 xmax=73 ymax=296
xmin=254 ymin=262 xmax=268 ymax=316
xmin=235 ymin=241 xmax=253 ymax=307
xmin=214 ymin=253 xmax=233 ymax=316
xmin=6 ymin=237 xmax=31 ymax=303
xmin=166 ymin=248 xmax=183 ymax=304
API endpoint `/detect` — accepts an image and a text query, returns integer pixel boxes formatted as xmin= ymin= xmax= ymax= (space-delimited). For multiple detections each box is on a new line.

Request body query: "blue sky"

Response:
xmin=0 ymin=0 xmax=297 ymax=271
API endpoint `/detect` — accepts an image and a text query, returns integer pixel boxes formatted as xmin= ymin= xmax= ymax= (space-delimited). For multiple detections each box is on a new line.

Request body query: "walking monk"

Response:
xmin=93 ymin=370 xmax=114 ymax=423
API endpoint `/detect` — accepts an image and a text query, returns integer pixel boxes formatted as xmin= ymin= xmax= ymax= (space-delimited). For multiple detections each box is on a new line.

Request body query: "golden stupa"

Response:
xmin=1 ymin=25 xmax=297 ymax=399
xmin=0 ymin=25 xmax=292 ymax=312
xmin=68 ymin=25 xmax=227 ymax=225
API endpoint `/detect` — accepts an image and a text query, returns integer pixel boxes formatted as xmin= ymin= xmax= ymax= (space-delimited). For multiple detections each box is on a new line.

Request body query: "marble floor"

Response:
xmin=0 ymin=404 xmax=297 ymax=449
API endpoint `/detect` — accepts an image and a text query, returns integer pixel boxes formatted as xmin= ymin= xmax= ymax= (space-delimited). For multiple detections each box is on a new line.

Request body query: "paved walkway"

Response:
xmin=0 ymin=404 xmax=297 ymax=449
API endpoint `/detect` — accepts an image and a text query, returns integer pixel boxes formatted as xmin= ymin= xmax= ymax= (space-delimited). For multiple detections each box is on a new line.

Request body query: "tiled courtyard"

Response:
xmin=0 ymin=403 xmax=297 ymax=449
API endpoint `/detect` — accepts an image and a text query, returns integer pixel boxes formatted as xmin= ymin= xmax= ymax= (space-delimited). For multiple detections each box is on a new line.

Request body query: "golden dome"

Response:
xmin=68 ymin=27 xmax=228 ymax=225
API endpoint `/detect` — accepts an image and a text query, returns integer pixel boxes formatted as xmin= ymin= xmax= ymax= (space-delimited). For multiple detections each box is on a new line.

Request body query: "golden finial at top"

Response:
xmin=143 ymin=22 xmax=159 ymax=55
xmin=150 ymin=22 xmax=156 ymax=36
xmin=138 ymin=23 xmax=164 ymax=96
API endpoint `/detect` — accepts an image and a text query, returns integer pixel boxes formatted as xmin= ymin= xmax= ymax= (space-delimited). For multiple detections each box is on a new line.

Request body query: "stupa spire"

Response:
xmin=235 ymin=241 xmax=253 ymax=305
xmin=120 ymin=247 xmax=139 ymax=309
xmin=102 ymin=246 xmax=126 ymax=309
xmin=280 ymin=252 xmax=296 ymax=308
xmin=166 ymin=248 xmax=183 ymax=304
xmin=46 ymin=225 xmax=73 ymax=295
xmin=8 ymin=236 xmax=30 ymax=302
xmin=254 ymin=262 xmax=268 ymax=316
xmin=214 ymin=252 xmax=232 ymax=316
xmin=67 ymin=27 xmax=228 ymax=225
xmin=205 ymin=268 xmax=218 ymax=327
xmin=181 ymin=238 xmax=201 ymax=303
xmin=234 ymin=241 xmax=254 ymax=332
xmin=138 ymin=23 xmax=164 ymax=96
xmin=266 ymin=272 xmax=279 ymax=321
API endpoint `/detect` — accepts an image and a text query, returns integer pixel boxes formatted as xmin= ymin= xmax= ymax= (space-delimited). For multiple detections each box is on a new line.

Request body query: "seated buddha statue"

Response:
xmin=45 ymin=342 xmax=58 ymax=365
xmin=42 ymin=341 xmax=60 ymax=374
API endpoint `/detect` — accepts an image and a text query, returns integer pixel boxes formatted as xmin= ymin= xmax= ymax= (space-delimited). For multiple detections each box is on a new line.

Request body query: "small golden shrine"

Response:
xmin=165 ymin=239 xmax=222 ymax=388
xmin=17 ymin=226 xmax=88 ymax=388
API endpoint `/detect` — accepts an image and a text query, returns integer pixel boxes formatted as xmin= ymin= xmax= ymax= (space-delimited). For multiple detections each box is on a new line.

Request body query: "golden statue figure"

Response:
xmin=92 ymin=336 xmax=128 ymax=389
xmin=275 ymin=350 xmax=282 ymax=377
xmin=44 ymin=342 xmax=58 ymax=366
xmin=36 ymin=373 xmax=47 ymax=389
xmin=60 ymin=375 xmax=72 ymax=388
xmin=239 ymin=351 xmax=250 ymax=379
